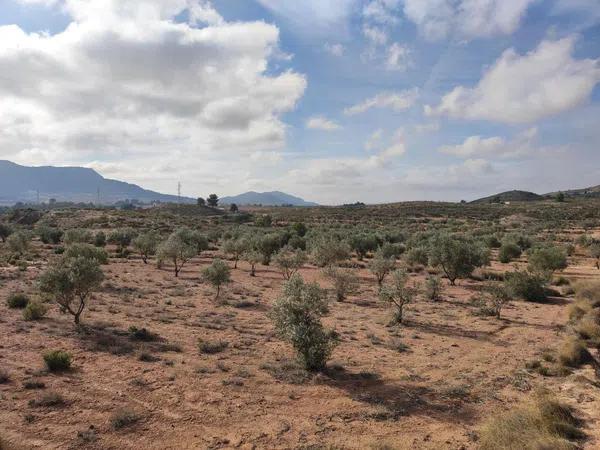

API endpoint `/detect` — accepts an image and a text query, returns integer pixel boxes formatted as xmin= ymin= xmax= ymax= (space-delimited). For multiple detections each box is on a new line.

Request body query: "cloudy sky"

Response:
xmin=1 ymin=0 xmax=599 ymax=204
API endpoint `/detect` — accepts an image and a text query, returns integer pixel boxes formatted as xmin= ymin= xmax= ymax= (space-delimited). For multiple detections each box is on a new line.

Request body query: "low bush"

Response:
xmin=198 ymin=339 xmax=229 ymax=354
xmin=111 ymin=409 xmax=141 ymax=429
xmin=505 ymin=270 xmax=548 ymax=302
xmin=499 ymin=242 xmax=522 ymax=263
xmin=23 ymin=302 xmax=48 ymax=321
xmin=558 ymin=338 xmax=594 ymax=368
xmin=43 ymin=350 xmax=72 ymax=372
xmin=6 ymin=292 xmax=29 ymax=309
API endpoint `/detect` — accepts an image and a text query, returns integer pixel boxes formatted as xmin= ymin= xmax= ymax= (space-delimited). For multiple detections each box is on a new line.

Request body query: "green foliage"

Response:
xmin=270 ymin=275 xmax=337 ymax=371
xmin=424 ymin=275 xmax=443 ymax=301
xmin=528 ymin=246 xmax=568 ymax=274
xmin=499 ymin=242 xmax=522 ymax=263
xmin=310 ymin=235 xmax=350 ymax=267
xmin=6 ymin=292 xmax=30 ymax=309
xmin=43 ymin=350 xmax=72 ymax=372
xmin=108 ymin=228 xmax=137 ymax=251
xmin=273 ymin=246 xmax=307 ymax=279
xmin=404 ymin=246 xmax=429 ymax=267
xmin=207 ymin=194 xmax=219 ymax=207
xmin=348 ymin=233 xmax=379 ymax=260
xmin=38 ymin=255 xmax=104 ymax=324
xmin=222 ymin=238 xmax=249 ymax=268
xmin=255 ymin=214 xmax=272 ymax=227
xmin=0 ymin=222 xmax=13 ymax=242
xmin=379 ymin=242 xmax=405 ymax=259
xmin=292 ymin=222 xmax=308 ymax=237
xmin=23 ymin=301 xmax=47 ymax=321
xmin=64 ymin=228 xmax=93 ymax=245
xmin=587 ymin=242 xmax=600 ymax=269
xmin=428 ymin=234 xmax=489 ymax=285
xmin=132 ymin=231 xmax=159 ymax=263
xmin=505 ymin=270 xmax=548 ymax=302
xmin=156 ymin=228 xmax=198 ymax=277
xmin=93 ymin=231 xmax=106 ymax=247
xmin=256 ymin=233 xmax=282 ymax=265
xmin=484 ymin=283 xmax=512 ymax=318
xmin=322 ymin=266 xmax=359 ymax=301
xmin=368 ymin=249 xmax=396 ymax=286
xmin=37 ymin=226 xmax=63 ymax=244
xmin=64 ymin=243 xmax=109 ymax=264
xmin=7 ymin=231 xmax=30 ymax=255
xmin=242 ymin=249 xmax=262 ymax=276
xmin=201 ymin=258 xmax=231 ymax=299
xmin=379 ymin=269 xmax=418 ymax=324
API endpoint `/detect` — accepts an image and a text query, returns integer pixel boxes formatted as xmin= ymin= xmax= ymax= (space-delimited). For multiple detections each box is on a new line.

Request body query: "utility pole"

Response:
xmin=97 ymin=187 xmax=100 ymax=206
xmin=177 ymin=182 xmax=181 ymax=205
xmin=36 ymin=189 xmax=40 ymax=205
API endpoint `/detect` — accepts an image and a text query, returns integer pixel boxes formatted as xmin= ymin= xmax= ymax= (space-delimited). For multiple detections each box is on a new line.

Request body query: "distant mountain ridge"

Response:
xmin=0 ymin=160 xmax=195 ymax=205
xmin=470 ymin=190 xmax=543 ymax=204
xmin=220 ymin=191 xmax=318 ymax=206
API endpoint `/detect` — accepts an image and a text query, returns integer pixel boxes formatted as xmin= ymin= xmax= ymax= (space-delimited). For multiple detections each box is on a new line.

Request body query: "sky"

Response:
xmin=0 ymin=0 xmax=599 ymax=205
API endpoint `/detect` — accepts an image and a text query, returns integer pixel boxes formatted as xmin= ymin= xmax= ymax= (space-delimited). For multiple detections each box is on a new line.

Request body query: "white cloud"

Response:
xmin=402 ymin=0 xmax=535 ymax=41
xmin=363 ymin=0 xmax=401 ymax=24
xmin=426 ymin=37 xmax=600 ymax=124
xmin=0 ymin=0 xmax=306 ymax=194
xmin=404 ymin=158 xmax=495 ymax=188
xmin=413 ymin=122 xmax=439 ymax=133
xmin=324 ymin=43 xmax=345 ymax=56
xmin=344 ymin=88 xmax=419 ymax=115
xmin=439 ymin=128 xmax=539 ymax=158
xmin=363 ymin=25 xmax=388 ymax=45
xmin=386 ymin=42 xmax=411 ymax=71
xmin=365 ymin=128 xmax=383 ymax=150
xmin=305 ymin=116 xmax=342 ymax=131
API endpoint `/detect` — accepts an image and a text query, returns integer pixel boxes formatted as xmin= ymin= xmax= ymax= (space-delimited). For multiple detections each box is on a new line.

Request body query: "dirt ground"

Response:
xmin=1 ymin=242 xmax=600 ymax=449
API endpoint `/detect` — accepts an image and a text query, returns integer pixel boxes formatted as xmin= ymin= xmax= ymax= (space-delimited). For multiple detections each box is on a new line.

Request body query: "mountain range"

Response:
xmin=220 ymin=191 xmax=318 ymax=207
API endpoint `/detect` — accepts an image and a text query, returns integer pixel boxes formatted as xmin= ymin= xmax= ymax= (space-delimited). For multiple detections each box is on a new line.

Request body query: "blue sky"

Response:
xmin=0 ymin=0 xmax=599 ymax=204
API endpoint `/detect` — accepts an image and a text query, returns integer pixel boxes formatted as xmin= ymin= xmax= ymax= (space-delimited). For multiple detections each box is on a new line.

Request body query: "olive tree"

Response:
xmin=157 ymin=228 xmax=198 ymax=277
xmin=7 ymin=231 xmax=30 ymax=255
xmin=528 ymin=246 xmax=567 ymax=275
xmin=242 ymin=249 xmax=262 ymax=276
xmin=201 ymin=259 xmax=231 ymax=300
xmin=257 ymin=233 xmax=282 ymax=265
xmin=0 ymin=222 xmax=12 ymax=243
xmin=428 ymin=234 xmax=489 ymax=285
xmin=38 ymin=256 xmax=104 ymax=325
xmin=132 ymin=231 xmax=160 ymax=264
xmin=64 ymin=228 xmax=93 ymax=245
xmin=37 ymin=225 xmax=63 ymax=245
xmin=369 ymin=250 xmax=396 ymax=287
xmin=222 ymin=238 xmax=249 ymax=269
xmin=379 ymin=269 xmax=418 ymax=324
xmin=498 ymin=242 xmax=522 ymax=263
xmin=64 ymin=243 xmax=109 ymax=264
xmin=348 ymin=233 xmax=379 ymax=260
xmin=273 ymin=247 xmax=308 ymax=280
xmin=270 ymin=275 xmax=337 ymax=371
xmin=322 ymin=266 xmax=359 ymax=302
xmin=108 ymin=228 xmax=137 ymax=254
xmin=310 ymin=235 xmax=350 ymax=267
xmin=484 ymin=283 xmax=512 ymax=319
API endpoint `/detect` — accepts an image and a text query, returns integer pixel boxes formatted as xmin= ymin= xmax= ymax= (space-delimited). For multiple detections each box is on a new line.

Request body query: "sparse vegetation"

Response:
xmin=43 ymin=350 xmax=72 ymax=372
xmin=6 ymin=292 xmax=30 ymax=309
xmin=201 ymin=258 xmax=231 ymax=300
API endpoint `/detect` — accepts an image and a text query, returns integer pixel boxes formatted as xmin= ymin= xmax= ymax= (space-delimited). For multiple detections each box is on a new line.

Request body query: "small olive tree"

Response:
xmin=270 ymin=275 xmax=337 ymax=371
xmin=424 ymin=275 xmax=443 ymax=301
xmin=64 ymin=243 xmax=109 ymax=264
xmin=348 ymin=233 xmax=379 ymax=260
xmin=310 ymin=235 xmax=351 ymax=267
xmin=0 ymin=222 xmax=12 ymax=243
xmin=369 ymin=250 xmax=396 ymax=287
xmin=64 ymin=228 xmax=93 ymax=245
xmin=108 ymin=228 xmax=137 ymax=254
xmin=379 ymin=269 xmax=419 ymax=324
xmin=132 ymin=231 xmax=160 ymax=264
xmin=257 ymin=233 xmax=282 ymax=265
xmin=428 ymin=234 xmax=489 ymax=285
xmin=7 ymin=231 xmax=30 ymax=255
xmin=273 ymin=247 xmax=308 ymax=280
xmin=528 ymin=246 xmax=568 ymax=275
xmin=157 ymin=228 xmax=198 ymax=277
xmin=38 ymin=255 xmax=104 ymax=324
xmin=242 ymin=249 xmax=262 ymax=276
xmin=201 ymin=259 xmax=231 ymax=300
xmin=484 ymin=283 xmax=512 ymax=319
xmin=322 ymin=266 xmax=359 ymax=302
xmin=222 ymin=238 xmax=249 ymax=269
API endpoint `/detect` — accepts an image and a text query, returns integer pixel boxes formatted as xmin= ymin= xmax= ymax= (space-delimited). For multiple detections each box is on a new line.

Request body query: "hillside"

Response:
xmin=220 ymin=191 xmax=318 ymax=206
xmin=0 ymin=160 xmax=194 ymax=205
xmin=471 ymin=190 xmax=543 ymax=204
xmin=544 ymin=185 xmax=600 ymax=199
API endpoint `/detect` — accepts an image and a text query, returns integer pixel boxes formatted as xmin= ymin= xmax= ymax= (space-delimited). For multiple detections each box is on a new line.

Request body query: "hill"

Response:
xmin=220 ymin=191 xmax=318 ymax=206
xmin=471 ymin=190 xmax=543 ymax=204
xmin=544 ymin=185 xmax=600 ymax=199
xmin=0 ymin=160 xmax=195 ymax=205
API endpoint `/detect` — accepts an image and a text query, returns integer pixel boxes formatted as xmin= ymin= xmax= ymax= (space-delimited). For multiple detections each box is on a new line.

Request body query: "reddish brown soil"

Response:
xmin=1 ymin=245 xmax=599 ymax=449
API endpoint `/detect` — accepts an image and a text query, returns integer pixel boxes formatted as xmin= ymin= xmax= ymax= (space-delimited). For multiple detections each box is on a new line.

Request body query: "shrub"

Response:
xmin=348 ymin=233 xmax=379 ymax=260
xmin=428 ymin=234 xmax=489 ymax=285
xmin=558 ymin=338 xmax=594 ymax=368
xmin=588 ymin=242 xmax=600 ymax=269
xmin=499 ymin=242 xmax=522 ymax=263
xmin=379 ymin=242 xmax=405 ymax=259
xmin=132 ymin=231 xmax=159 ymax=264
xmin=156 ymin=228 xmax=198 ymax=277
xmin=37 ymin=226 xmax=63 ymax=244
xmin=93 ymin=231 xmax=106 ymax=247
xmin=574 ymin=311 xmax=600 ymax=341
xmin=369 ymin=250 xmax=396 ymax=287
xmin=270 ymin=275 xmax=337 ymax=371
xmin=38 ymin=255 xmax=104 ymax=324
xmin=484 ymin=283 xmax=512 ymax=319
xmin=424 ymin=276 xmax=443 ymax=301
xmin=273 ymin=247 xmax=307 ymax=280
xmin=479 ymin=392 xmax=584 ymax=450
xmin=64 ymin=243 xmax=109 ymax=264
xmin=201 ymin=259 xmax=231 ymax=300
xmin=404 ymin=246 xmax=429 ymax=267
xmin=43 ymin=350 xmax=72 ymax=372
xmin=108 ymin=228 xmax=137 ymax=253
xmin=7 ymin=231 xmax=30 ymax=255
xmin=528 ymin=246 xmax=568 ymax=274
xmin=292 ymin=222 xmax=308 ymax=237
xmin=23 ymin=302 xmax=47 ymax=321
xmin=30 ymin=391 xmax=66 ymax=407
xmin=0 ymin=222 xmax=13 ymax=242
xmin=310 ymin=235 xmax=350 ymax=267
xmin=111 ymin=409 xmax=141 ymax=430
xmin=198 ymin=339 xmax=229 ymax=354
xmin=322 ymin=266 xmax=359 ymax=301
xmin=505 ymin=270 xmax=548 ymax=302
xmin=256 ymin=233 xmax=282 ymax=265
xmin=64 ymin=228 xmax=93 ymax=245
xmin=6 ymin=292 xmax=30 ymax=309
xmin=573 ymin=279 xmax=600 ymax=307
xmin=379 ymin=269 xmax=419 ymax=324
